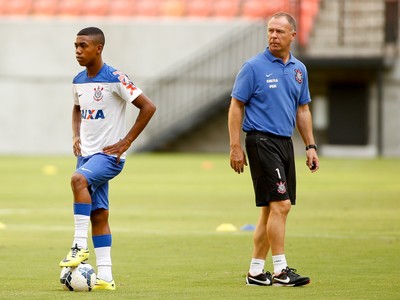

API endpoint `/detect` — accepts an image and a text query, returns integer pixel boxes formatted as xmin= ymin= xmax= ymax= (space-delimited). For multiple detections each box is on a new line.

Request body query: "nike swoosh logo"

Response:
xmin=80 ymin=167 xmax=92 ymax=173
xmin=273 ymin=277 xmax=291 ymax=284
xmin=266 ymin=73 xmax=273 ymax=77
xmin=247 ymin=276 xmax=271 ymax=285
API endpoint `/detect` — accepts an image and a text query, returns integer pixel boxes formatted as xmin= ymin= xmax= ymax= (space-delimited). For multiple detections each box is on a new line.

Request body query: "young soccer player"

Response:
xmin=59 ymin=27 xmax=156 ymax=290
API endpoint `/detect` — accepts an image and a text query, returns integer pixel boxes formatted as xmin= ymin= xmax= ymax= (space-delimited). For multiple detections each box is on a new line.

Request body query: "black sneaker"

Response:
xmin=272 ymin=267 xmax=310 ymax=287
xmin=246 ymin=271 xmax=272 ymax=286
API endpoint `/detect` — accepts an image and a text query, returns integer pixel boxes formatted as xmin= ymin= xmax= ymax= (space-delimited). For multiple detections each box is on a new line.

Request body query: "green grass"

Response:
xmin=0 ymin=154 xmax=399 ymax=299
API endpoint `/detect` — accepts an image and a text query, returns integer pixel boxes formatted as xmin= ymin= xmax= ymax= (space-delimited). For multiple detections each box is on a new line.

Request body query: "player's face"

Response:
xmin=267 ymin=17 xmax=296 ymax=56
xmin=74 ymin=35 xmax=102 ymax=66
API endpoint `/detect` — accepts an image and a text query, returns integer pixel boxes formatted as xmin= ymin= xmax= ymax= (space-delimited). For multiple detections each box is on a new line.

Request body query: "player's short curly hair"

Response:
xmin=77 ymin=27 xmax=105 ymax=47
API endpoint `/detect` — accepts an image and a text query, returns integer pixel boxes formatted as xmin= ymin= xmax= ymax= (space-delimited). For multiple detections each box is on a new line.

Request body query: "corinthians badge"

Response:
xmin=93 ymin=86 xmax=104 ymax=102
xmin=294 ymin=69 xmax=303 ymax=84
xmin=276 ymin=181 xmax=287 ymax=194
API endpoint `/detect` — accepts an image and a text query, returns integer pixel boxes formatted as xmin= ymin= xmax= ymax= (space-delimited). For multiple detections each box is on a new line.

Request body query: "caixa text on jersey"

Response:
xmin=81 ymin=109 xmax=105 ymax=120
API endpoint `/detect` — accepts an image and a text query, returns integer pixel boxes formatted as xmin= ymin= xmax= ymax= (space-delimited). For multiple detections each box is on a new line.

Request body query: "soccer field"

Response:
xmin=0 ymin=154 xmax=399 ymax=299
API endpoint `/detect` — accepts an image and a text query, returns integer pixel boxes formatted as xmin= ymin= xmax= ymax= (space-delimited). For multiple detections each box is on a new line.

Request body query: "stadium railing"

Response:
xmin=135 ymin=21 xmax=266 ymax=151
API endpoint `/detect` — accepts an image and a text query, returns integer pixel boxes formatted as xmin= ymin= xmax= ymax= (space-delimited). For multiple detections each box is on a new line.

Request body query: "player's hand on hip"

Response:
xmin=230 ymin=146 xmax=247 ymax=174
xmin=103 ymin=139 xmax=131 ymax=163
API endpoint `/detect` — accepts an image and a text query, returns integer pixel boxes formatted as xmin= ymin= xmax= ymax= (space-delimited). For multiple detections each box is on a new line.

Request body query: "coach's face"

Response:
xmin=267 ymin=16 xmax=296 ymax=57
xmin=74 ymin=35 xmax=102 ymax=67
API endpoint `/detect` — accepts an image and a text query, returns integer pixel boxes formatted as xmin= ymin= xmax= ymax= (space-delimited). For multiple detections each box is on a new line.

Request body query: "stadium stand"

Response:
xmin=134 ymin=0 xmax=161 ymax=17
xmin=108 ymin=0 xmax=136 ymax=17
xmin=302 ymin=0 xmax=320 ymax=18
xmin=82 ymin=0 xmax=109 ymax=16
xmin=58 ymin=0 xmax=82 ymax=16
xmin=0 ymin=0 xmax=320 ymax=54
xmin=0 ymin=0 xmax=320 ymax=40
xmin=241 ymin=0 xmax=291 ymax=19
xmin=298 ymin=0 xmax=320 ymax=45
xmin=161 ymin=0 xmax=185 ymax=17
xmin=0 ymin=0 xmax=319 ymax=19
xmin=241 ymin=0 xmax=266 ymax=19
xmin=32 ymin=0 xmax=58 ymax=16
xmin=2 ymin=0 xmax=32 ymax=15
xmin=212 ymin=0 xmax=240 ymax=18
xmin=185 ymin=0 xmax=213 ymax=17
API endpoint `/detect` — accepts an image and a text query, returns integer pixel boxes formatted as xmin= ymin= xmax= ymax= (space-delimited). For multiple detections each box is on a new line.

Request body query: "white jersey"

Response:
xmin=72 ymin=63 xmax=142 ymax=159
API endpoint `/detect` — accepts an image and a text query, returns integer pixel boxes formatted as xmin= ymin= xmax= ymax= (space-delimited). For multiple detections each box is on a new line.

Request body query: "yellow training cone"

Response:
xmin=42 ymin=165 xmax=58 ymax=176
xmin=216 ymin=223 xmax=237 ymax=232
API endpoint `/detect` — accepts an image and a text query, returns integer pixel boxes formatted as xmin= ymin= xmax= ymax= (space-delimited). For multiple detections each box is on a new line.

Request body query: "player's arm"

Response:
xmin=296 ymin=103 xmax=319 ymax=172
xmin=72 ymin=104 xmax=82 ymax=157
xmin=228 ymin=97 xmax=247 ymax=174
xmin=102 ymin=93 xmax=156 ymax=162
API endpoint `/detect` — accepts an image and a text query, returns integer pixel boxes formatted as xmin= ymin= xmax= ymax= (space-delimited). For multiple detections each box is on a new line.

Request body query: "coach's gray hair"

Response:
xmin=270 ymin=12 xmax=297 ymax=32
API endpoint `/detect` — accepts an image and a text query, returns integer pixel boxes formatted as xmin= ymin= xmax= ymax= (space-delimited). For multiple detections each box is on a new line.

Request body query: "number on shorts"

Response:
xmin=275 ymin=168 xmax=281 ymax=179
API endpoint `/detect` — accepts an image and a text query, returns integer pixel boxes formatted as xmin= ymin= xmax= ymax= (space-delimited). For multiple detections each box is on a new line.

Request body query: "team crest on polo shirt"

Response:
xmin=93 ymin=86 xmax=104 ymax=102
xmin=294 ymin=69 xmax=303 ymax=84
xmin=276 ymin=181 xmax=286 ymax=194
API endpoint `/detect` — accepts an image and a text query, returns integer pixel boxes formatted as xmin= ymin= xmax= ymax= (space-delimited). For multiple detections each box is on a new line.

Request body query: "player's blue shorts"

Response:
xmin=75 ymin=153 xmax=125 ymax=211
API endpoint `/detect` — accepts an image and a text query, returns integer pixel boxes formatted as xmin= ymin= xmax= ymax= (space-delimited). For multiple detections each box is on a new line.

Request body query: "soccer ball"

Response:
xmin=60 ymin=263 xmax=96 ymax=292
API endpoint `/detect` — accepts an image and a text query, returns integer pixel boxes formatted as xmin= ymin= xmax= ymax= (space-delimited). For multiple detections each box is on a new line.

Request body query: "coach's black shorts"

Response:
xmin=245 ymin=131 xmax=296 ymax=207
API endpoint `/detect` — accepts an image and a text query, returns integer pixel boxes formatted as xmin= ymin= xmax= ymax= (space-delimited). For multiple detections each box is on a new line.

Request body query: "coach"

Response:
xmin=228 ymin=12 xmax=319 ymax=287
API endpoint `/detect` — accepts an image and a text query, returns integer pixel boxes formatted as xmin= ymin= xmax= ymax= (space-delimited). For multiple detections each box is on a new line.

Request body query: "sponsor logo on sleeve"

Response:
xmin=113 ymin=71 xmax=138 ymax=95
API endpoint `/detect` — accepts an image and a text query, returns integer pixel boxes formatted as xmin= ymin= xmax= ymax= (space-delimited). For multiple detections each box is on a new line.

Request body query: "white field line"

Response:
xmin=1 ymin=223 xmax=399 ymax=241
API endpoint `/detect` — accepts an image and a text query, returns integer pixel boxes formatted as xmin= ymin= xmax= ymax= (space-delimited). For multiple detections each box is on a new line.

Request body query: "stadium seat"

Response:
xmin=161 ymin=0 xmax=185 ymax=17
xmin=82 ymin=0 xmax=109 ymax=16
xmin=241 ymin=0 xmax=268 ymax=19
xmin=0 ymin=0 xmax=5 ymax=15
xmin=32 ymin=0 xmax=58 ymax=16
xmin=301 ymin=0 xmax=320 ymax=18
xmin=108 ymin=0 xmax=136 ymax=17
xmin=273 ymin=0 xmax=291 ymax=15
xmin=134 ymin=0 xmax=161 ymax=17
xmin=299 ymin=15 xmax=317 ymax=46
xmin=296 ymin=0 xmax=320 ymax=46
xmin=185 ymin=0 xmax=213 ymax=17
xmin=241 ymin=0 xmax=266 ymax=19
xmin=58 ymin=0 xmax=82 ymax=16
xmin=241 ymin=0 xmax=290 ymax=19
xmin=213 ymin=0 xmax=240 ymax=18
xmin=3 ymin=0 xmax=32 ymax=15
xmin=298 ymin=16 xmax=313 ymax=46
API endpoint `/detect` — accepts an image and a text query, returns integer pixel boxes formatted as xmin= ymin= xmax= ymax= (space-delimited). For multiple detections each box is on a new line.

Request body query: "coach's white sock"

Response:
xmin=249 ymin=258 xmax=265 ymax=276
xmin=272 ymin=254 xmax=287 ymax=275
xmin=95 ymin=247 xmax=113 ymax=282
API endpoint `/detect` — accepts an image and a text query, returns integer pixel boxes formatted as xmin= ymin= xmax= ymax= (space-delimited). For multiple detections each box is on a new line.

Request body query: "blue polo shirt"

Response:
xmin=231 ymin=48 xmax=311 ymax=137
